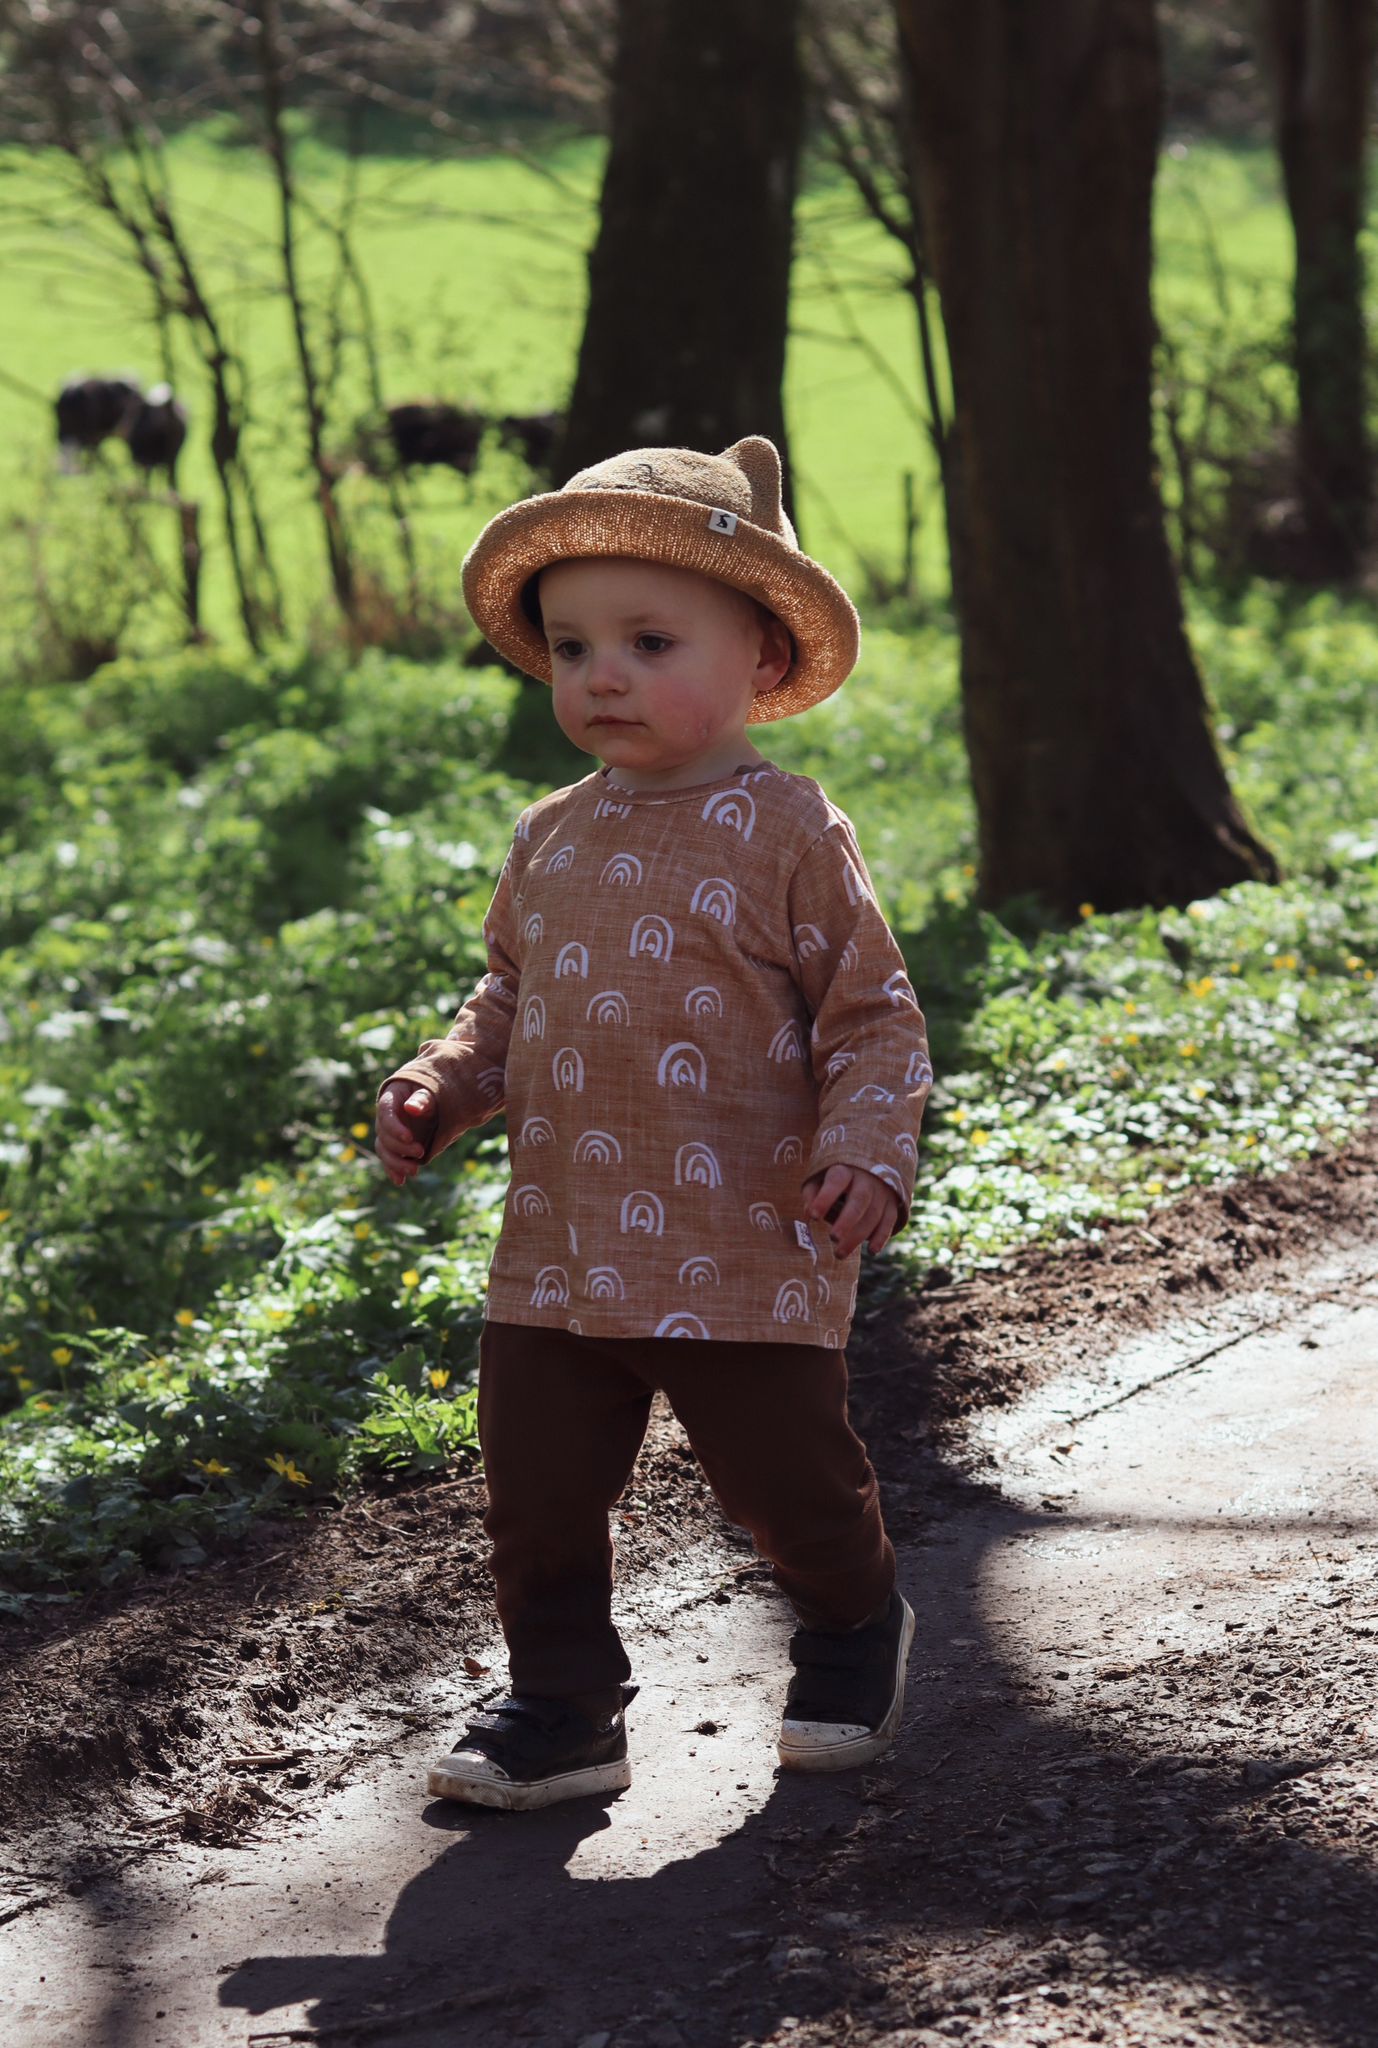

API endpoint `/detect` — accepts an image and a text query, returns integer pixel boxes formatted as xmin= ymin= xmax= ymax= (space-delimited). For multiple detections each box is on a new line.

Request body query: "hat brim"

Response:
xmin=461 ymin=488 xmax=860 ymax=724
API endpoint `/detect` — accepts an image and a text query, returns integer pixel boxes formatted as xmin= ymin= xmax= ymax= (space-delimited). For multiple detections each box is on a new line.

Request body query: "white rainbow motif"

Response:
xmin=684 ymin=984 xmax=723 ymax=1018
xmin=620 ymin=1189 xmax=666 ymax=1235
xmin=816 ymin=1273 xmax=832 ymax=1305
xmin=593 ymin=796 xmax=633 ymax=819
xmin=690 ymin=876 xmax=736 ymax=925
xmin=818 ymin=1123 xmax=847 ymax=1149
xmin=523 ymin=911 xmax=544 ymax=946
xmin=568 ymin=1317 xmax=582 ymax=1333
xmin=586 ymin=1265 xmax=626 ymax=1300
xmin=701 ymin=788 xmax=756 ymax=840
xmin=567 ymin=1221 xmax=578 ymax=1255
xmin=654 ymin=1311 xmax=710 ymax=1338
xmin=547 ymin=843 xmax=576 ymax=874
xmin=476 ymin=1066 xmax=504 ymax=1106
xmin=551 ymin=1046 xmax=585 ymax=1091
xmin=554 ymin=941 xmax=589 ymax=979
xmin=600 ymin=853 xmax=643 ymax=886
xmin=893 ymin=1132 xmax=918 ymax=1164
xmin=773 ymin=1134 xmax=803 ymax=1164
xmin=629 ymin=913 xmax=674 ymax=962
xmin=884 ymin=968 xmax=921 ymax=1010
xmin=850 ymin=1082 xmax=896 ymax=1105
xmin=842 ymin=859 xmax=873 ymax=906
xmin=519 ymin=1115 xmax=555 ymax=1147
xmin=521 ymin=994 xmax=546 ymax=1042
xmin=511 ymin=1183 xmax=551 ymax=1217
xmin=573 ymin=1128 xmax=622 ymax=1164
xmin=840 ymin=938 xmax=860 ymax=971
xmin=793 ymin=922 xmax=829 ymax=960
xmin=677 ymin=1254 xmax=720 ymax=1287
xmin=657 ymin=1041 xmax=707 ymax=1090
xmin=514 ymin=811 xmax=532 ymax=841
xmin=825 ymin=1050 xmax=857 ymax=1080
xmin=530 ymin=1265 xmax=569 ymax=1306
xmin=773 ymin=1278 xmax=811 ymax=1324
xmin=675 ymin=1141 xmax=722 ymax=1188
xmin=905 ymin=1050 xmax=935 ymax=1088
xmin=749 ymin=1201 xmax=781 ymax=1231
xmin=822 ymin=1328 xmax=842 ymax=1348
xmin=767 ymin=1019 xmax=806 ymax=1064
xmin=587 ymin=989 xmax=630 ymax=1026
xmin=867 ymin=1161 xmax=908 ymax=1202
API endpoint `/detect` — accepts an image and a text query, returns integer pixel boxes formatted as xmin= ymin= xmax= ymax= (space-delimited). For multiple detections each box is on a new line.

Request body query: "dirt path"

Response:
xmin=5 ymin=1235 xmax=1377 ymax=2048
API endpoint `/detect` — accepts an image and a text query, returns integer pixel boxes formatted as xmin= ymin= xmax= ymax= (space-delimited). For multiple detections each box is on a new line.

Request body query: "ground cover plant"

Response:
xmin=2 ymin=583 xmax=1377 ymax=1600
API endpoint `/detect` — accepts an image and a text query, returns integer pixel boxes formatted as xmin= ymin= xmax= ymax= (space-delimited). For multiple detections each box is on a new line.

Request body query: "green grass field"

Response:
xmin=0 ymin=124 xmax=1313 ymax=657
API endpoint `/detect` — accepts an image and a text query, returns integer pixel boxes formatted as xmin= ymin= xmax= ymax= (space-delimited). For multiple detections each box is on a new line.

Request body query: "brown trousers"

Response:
xmin=477 ymin=1317 xmax=896 ymax=1694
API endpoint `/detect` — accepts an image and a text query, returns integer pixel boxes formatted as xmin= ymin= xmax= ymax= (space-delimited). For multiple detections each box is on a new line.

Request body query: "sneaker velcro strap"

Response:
xmin=788 ymin=1629 xmax=872 ymax=1672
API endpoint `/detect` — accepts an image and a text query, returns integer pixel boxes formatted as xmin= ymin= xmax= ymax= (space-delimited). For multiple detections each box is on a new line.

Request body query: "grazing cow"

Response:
xmin=496 ymin=410 xmax=564 ymax=476
xmin=385 ymin=401 xmax=487 ymax=474
xmin=125 ymin=384 xmax=189 ymax=485
xmin=54 ymin=375 xmax=142 ymax=470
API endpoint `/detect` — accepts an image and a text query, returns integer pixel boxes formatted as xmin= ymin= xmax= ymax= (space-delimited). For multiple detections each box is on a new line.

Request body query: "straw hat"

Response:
xmin=461 ymin=435 xmax=860 ymax=724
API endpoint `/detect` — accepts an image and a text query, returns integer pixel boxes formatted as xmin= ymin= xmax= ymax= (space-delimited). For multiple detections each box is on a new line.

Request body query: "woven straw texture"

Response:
xmin=462 ymin=437 xmax=861 ymax=724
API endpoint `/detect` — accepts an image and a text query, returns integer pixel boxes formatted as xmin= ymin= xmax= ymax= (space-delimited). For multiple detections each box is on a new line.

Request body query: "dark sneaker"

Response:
xmin=777 ymin=1591 xmax=915 ymax=1772
xmin=426 ymin=1685 xmax=637 ymax=1811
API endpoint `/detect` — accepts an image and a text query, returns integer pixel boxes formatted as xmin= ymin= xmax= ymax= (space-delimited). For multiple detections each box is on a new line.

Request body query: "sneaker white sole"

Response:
xmin=776 ymin=1594 xmax=916 ymax=1773
xmin=425 ymin=1752 xmax=631 ymax=1811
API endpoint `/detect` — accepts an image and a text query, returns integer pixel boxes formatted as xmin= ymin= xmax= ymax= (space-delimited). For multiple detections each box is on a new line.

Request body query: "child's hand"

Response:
xmin=802 ymin=1165 xmax=899 ymax=1258
xmin=374 ymin=1083 xmax=439 ymax=1187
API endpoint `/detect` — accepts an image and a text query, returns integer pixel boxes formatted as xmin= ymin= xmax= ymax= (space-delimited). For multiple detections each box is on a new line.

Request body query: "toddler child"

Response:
xmin=374 ymin=435 xmax=933 ymax=1811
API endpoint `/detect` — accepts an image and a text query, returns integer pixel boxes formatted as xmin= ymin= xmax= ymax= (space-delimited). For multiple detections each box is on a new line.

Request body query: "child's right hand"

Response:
xmin=374 ymin=1083 xmax=439 ymax=1187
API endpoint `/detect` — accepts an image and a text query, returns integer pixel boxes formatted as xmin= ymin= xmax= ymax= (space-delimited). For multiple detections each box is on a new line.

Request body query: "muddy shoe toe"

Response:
xmin=427 ymin=1685 xmax=636 ymax=1811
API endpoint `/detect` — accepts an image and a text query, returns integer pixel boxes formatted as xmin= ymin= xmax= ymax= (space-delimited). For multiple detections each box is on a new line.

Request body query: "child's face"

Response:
xmin=538 ymin=558 xmax=791 ymax=777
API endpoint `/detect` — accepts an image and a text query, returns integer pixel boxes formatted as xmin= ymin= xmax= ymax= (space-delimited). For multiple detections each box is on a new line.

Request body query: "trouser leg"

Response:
xmin=653 ymin=1337 xmax=895 ymax=1631
xmin=477 ymin=1318 xmax=653 ymax=1694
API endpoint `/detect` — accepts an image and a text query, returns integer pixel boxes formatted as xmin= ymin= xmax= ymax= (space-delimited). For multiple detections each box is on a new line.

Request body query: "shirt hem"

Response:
xmin=481 ymin=1293 xmax=855 ymax=1350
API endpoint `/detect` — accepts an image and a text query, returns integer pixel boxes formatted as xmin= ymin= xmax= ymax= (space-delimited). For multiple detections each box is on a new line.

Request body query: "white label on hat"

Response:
xmin=707 ymin=508 xmax=739 ymax=535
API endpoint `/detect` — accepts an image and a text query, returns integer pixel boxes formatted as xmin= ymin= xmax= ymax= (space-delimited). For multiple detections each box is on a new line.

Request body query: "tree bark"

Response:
xmin=1256 ymin=0 xmax=1375 ymax=583
xmin=897 ymin=0 xmax=1278 ymax=916
xmin=555 ymin=0 xmax=803 ymax=507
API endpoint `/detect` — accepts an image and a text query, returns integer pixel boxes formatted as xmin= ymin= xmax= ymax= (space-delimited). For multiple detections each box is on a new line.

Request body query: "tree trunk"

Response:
xmin=1256 ymin=0 xmax=1375 ymax=583
xmin=897 ymin=0 xmax=1278 ymax=916
xmin=555 ymin=0 xmax=802 ymax=509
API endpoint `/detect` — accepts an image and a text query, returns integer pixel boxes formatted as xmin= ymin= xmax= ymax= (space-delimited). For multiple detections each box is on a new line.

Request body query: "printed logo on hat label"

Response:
xmin=707 ymin=508 xmax=739 ymax=536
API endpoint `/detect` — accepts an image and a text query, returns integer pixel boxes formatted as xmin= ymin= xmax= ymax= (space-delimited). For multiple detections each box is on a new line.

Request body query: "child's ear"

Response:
xmin=753 ymin=608 xmax=793 ymax=691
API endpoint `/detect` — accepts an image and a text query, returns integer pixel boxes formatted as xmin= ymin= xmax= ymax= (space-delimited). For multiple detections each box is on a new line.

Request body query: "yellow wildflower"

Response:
xmin=200 ymin=1182 xmax=218 ymax=1197
xmin=351 ymin=1121 xmax=371 ymax=1140
xmin=1179 ymin=1041 xmax=1199 ymax=1059
xmin=429 ymin=1368 xmax=451 ymax=1391
xmin=51 ymin=1346 xmax=73 ymax=1367
xmin=1187 ymin=976 xmax=1214 ymax=998
xmin=195 ymin=1457 xmax=232 ymax=1478
xmin=354 ymin=1221 xmax=372 ymax=1240
xmin=304 ymin=1302 xmax=318 ymax=1316
xmin=1244 ymin=1133 xmax=1258 ymax=1147
xmin=33 ymin=1399 xmax=54 ymax=1414
xmin=250 ymin=1043 xmax=267 ymax=1057
xmin=254 ymin=1177 xmax=274 ymax=1195
xmin=1187 ymin=904 xmax=1207 ymax=919
xmin=266 ymin=1450 xmax=310 ymax=1487
xmin=175 ymin=1308 xmax=196 ymax=1328
xmin=970 ymin=1129 xmax=991 ymax=1147
xmin=340 ymin=1145 xmax=358 ymax=1164
xmin=0 ymin=1209 xmax=10 ymax=1225
xmin=1145 ymin=1180 xmax=1164 ymax=1196
xmin=0 ymin=1339 xmax=18 ymax=1356
xmin=1123 ymin=1000 xmax=1137 ymax=1015
xmin=1345 ymin=955 xmax=1363 ymax=972
xmin=1078 ymin=903 xmax=1094 ymax=919
xmin=401 ymin=1269 xmax=421 ymax=1289
xmin=949 ymin=1105 xmax=969 ymax=1123
xmin=1191 ymin=1083 xmax=1209 ymax=1100
xmin=16 ymin=1376 xmax=33 ymax=1392
xmin=961 ymin=863 xmax=976 ymax=879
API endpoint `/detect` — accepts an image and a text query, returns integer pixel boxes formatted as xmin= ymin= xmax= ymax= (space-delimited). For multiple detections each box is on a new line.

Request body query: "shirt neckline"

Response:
xmin=589 ymin=761 xmax=775 ymax=804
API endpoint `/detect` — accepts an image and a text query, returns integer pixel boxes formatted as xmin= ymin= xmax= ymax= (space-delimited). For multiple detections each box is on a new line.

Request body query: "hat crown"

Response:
xmin=563 ymin=434 xmax=795 ymax=546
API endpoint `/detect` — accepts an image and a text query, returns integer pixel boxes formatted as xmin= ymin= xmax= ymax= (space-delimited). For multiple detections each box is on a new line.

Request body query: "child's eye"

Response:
xmin=551 ymin=638 xmax=585 ymax=662
xmin=635 ymin=633 xmax=672 ymax=654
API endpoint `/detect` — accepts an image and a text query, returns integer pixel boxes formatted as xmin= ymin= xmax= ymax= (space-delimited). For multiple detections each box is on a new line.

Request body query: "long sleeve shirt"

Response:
xmin=377 ymin=760 xmax=933 ymax=1349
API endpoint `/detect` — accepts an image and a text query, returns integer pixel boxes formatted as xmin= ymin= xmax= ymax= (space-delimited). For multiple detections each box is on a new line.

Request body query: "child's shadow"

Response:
xmin=220 ymin=1771 xmax=858 ymax=2045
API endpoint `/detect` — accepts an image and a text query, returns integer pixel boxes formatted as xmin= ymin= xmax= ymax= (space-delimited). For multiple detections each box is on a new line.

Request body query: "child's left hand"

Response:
xmin=801 ymin=1165 xmax=900 ymax=1258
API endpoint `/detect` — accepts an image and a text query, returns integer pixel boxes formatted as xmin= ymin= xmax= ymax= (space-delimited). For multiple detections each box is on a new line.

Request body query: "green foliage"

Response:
xmin=2 ymin=584 xmax=1378 ymax=1600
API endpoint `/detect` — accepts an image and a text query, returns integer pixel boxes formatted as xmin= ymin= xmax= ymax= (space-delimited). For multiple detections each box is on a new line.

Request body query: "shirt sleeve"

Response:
xmin=786 ymin=817 xmax=933 ymax=1233
xmin=374 ymin=820 xmax=526 ymax=1163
